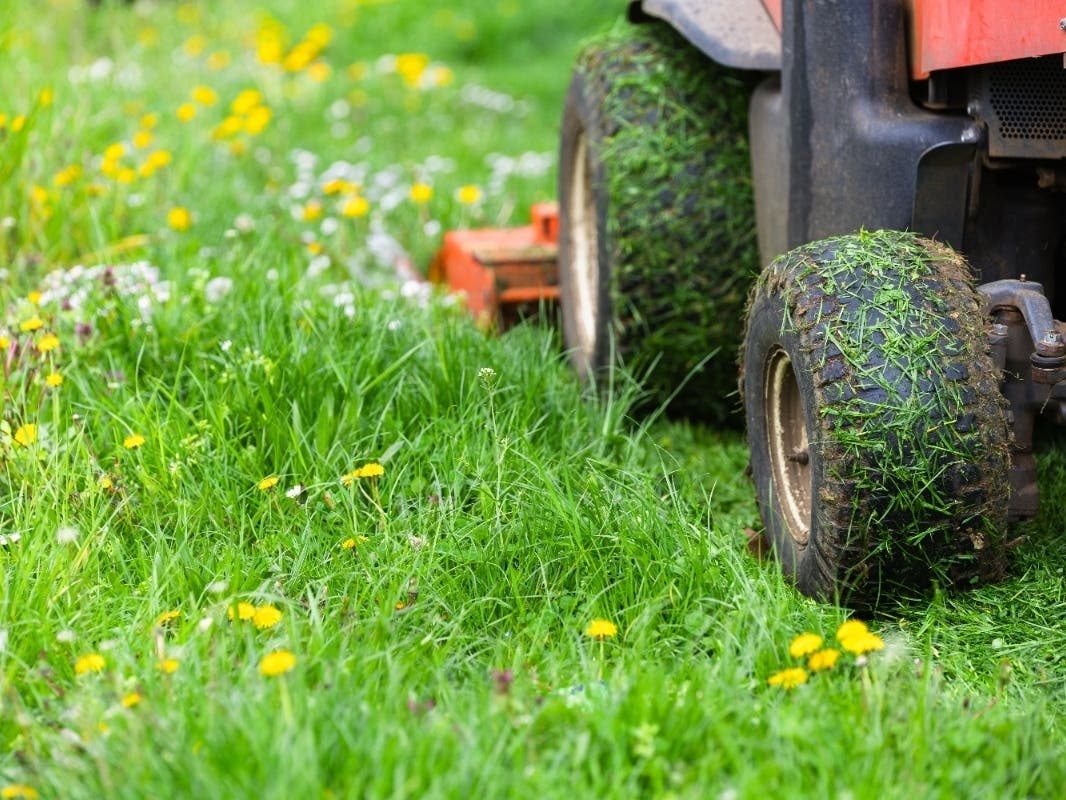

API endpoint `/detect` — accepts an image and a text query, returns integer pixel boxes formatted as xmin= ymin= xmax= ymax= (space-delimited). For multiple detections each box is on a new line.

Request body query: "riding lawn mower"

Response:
xmin=433 ymin=0 xmax=1066 ymax=602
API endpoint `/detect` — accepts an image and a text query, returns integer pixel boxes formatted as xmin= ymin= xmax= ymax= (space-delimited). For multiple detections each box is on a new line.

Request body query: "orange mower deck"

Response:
xmin=428 ymin=203 xmax=560 ymax=329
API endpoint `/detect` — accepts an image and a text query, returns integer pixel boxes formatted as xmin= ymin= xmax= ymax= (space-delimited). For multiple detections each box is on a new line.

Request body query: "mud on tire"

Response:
xmin=742 ymin=230 xmax=1011 ymax=601
xmin=558 ymin=22 xmax=758 ymax=422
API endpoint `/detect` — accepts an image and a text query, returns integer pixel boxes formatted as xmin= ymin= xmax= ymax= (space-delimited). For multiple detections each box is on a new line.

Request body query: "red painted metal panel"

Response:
xmin=760 ymin=0 xmax=782 ymax=31
xmin=911 ymin=0 xmax=1066 ymax=78
xmin=427 ymin=204 xmax=559 ymax=329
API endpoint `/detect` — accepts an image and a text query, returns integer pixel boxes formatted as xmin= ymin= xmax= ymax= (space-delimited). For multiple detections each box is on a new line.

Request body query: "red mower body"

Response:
xmin=909 ymin=0 xmax=1066 ymax=78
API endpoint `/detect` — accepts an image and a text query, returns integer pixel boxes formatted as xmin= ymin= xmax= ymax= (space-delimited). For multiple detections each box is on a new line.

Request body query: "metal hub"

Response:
xmin=764 ymin=347 xmax=812 ymax=547
xmin=567 ymin=131 xmax=599 ymax=368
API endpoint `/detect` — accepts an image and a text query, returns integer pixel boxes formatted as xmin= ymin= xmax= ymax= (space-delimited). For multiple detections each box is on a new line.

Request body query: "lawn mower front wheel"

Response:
xmin=742 ymin=230 xmax=1011 ymax=601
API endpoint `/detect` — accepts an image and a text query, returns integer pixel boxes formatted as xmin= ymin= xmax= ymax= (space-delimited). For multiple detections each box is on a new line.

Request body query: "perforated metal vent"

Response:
xmin=980 ymin=54 xmax=1066 ymax=159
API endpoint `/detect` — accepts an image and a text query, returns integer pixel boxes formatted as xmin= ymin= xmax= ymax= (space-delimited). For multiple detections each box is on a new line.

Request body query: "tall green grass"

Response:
xmin=0 ymin=1 xmax=1064 ymax=798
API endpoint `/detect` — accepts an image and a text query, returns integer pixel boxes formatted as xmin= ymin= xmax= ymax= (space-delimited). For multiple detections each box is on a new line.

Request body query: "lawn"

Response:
xmin=1 ymin=1 xmax=1065 ymax=798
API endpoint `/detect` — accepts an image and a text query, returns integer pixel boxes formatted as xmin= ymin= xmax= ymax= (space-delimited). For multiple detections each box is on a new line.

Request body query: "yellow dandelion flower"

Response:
xmin=342 ymin=462 xmax=385 ymax=485
xmin=75 ymin=653 xmax=106 ymax=675
xmin=27 ymin=290 xmax=41 ymax=305
xmin=395 ymin=52 xmax=430 ymax=87
xmin=19 ymin=317 xmax=43 ymax=332
xmin=394 ymin=601 xmax=406 ymax=611
xmin=45 ymin=372 xmax=63 ymax=387
xmin=155 ymin=610 xmax=180 ymax=627
xmin=840 ymin=631 xmax=885 ymax=655
xmin=409 ymin=182 xmax=433 ymax=204
xmin=767 ymin=667 xmax=808 ymax=689
xmin=183 ymin=34 xmax=206 ymax=57
xmin=788 ymin=632 xmax=823 ymax=659
xmin=39 ymin=87 xmax=54 ymax=107
xmin=322 ymin=179 xmax=350 ymax=195
xmin=53 ymin=164 xmax=82 ymax=188
xmin=259 ymin=649 xmax=296 ymax=677
xmin=167 ymin=206 xmax=192 ymax=231
xmin=585 ymin=618 xmax=618 ymax=639
xmin=306 ymin=241 xmax=324 ymax=256
xmin=37 ymin=333 xmax=59 ymax=352
xmin=191 ymin=85 xmax=219 ymax=106
xmin=307 ymin=61 xmax=332 ymax=82
xmin=11 ymin=115 xmax=25 ymax=133
xmin=176 ymin=102 xmax=197 ymax=122
xmin=115 ymin=167 xmax=137 ymax=185
xmin=257 ymin=475 xmax=280 ymax=491
xmin=244 ymin=105 xmax=272 ymax=135
xmin=347 ymin=62 xmax=368 ymax=81
xmin=341 ymin=536 xmax=368 ymax=549
xmin=1 ymin=784 xmax=39 ymax=800
xmin=213 ymin=115 xmax=243 ymax=140
xmin=132 ymin=130 xmax=153 ymax=149
xmin=835 ymin=619 xmax=868 ymax=643
xmin=158 ymin=658 xmax=180 ymax=674
xmin=104 ymin=142 xmax=126 ymax=161
xmin=99 ymin=474 xmax=114 ymax=490
xmin=306 ymin=22 xmax=333 ymax=47
xmin=258 ymin=38 xmax=285 ymax=65
xmin=101 ymin=158 xmax=122 ymax=179
xmin=227 ymin=602 xmax=256 ymax=621
xmin=145 ymin=150 xmax=172 ymax=170
xmin=123 ymin=433 xmax=146 ymax=449
xmin=283 ymin=44 xmax=315 ymax=73
xmin=121 ymin=691 xmax=143 ymax=708
xmin=231 ymin=89 xmax=263 ymax=116
xmin=30 ymin=185 xmax=50 ymax=207
xmin=0 ymin=336 xmax=9 ymax=350
xmin=13 ymin=424 xmax=37 ymax=447
xmin=228 ymin=139 xmax=248 ymax=157
xmin=807 ymin=648 xmax=841 ymax=672
xmin=301 ymin=200 xmax=323 ymax=222
xmin=341 ymin=196 xmax=370 ymax=218
xmin=252 ymin=605 xmax=283 ymax=630
xmin=140 ymin=112 xmax=159 ymax=129
xmin=456 ymin=184 xmax=482 ymax=205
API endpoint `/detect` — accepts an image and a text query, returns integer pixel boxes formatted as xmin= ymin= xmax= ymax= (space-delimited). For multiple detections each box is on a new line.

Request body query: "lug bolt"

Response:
xmin=1043 ymin=331 xmax=1063 ymax=345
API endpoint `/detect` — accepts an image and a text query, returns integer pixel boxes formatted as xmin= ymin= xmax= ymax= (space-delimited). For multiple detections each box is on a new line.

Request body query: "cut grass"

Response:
xmin=0 ymin=2 xmax=1064 ymax=798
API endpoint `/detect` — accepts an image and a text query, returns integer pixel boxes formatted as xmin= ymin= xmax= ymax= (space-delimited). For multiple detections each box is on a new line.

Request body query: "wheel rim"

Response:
xmin=567 ymin=131 xmax=599 ymax=366
xmin=764 ymin=347 xmax=812 ymax=547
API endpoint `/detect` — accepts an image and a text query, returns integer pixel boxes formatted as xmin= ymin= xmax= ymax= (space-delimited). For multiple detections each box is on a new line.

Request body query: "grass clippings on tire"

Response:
xmin=576 ymin=23 xmax=758 ymax=422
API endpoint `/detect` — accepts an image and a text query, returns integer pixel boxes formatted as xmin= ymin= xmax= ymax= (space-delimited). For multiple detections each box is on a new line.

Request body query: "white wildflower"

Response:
xmin=56 ymin=526 xmax=80 ymax=544
xmin=204 ymin=276 xmax=234 ymax=304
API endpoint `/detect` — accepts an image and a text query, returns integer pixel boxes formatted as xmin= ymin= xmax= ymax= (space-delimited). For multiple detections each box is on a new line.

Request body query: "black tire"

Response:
xmin=741 ymin=230 xmax=1011 ymax=601
xmin=557 ymin=23 xmax=757 ymax=422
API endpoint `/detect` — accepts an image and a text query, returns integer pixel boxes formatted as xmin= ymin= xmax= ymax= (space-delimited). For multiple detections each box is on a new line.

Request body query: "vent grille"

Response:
xmin=982 ymin=54 xmax=1066 ymax=158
